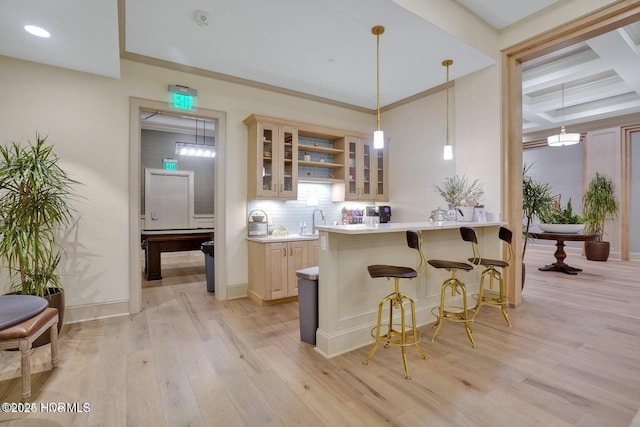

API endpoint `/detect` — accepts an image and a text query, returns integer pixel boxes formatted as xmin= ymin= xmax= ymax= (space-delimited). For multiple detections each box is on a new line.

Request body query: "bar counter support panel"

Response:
xmin=315 ymin=222 xmax=502 ymax=358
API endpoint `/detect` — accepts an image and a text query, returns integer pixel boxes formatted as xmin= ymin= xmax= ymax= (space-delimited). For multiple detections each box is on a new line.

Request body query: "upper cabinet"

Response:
xmin=244 ymin=114 xmax=387 ymax=202
xmin=245 ymin=117 xmax=298 ymax=200
xmin=337 ymin=136 xmax=388 ymax=201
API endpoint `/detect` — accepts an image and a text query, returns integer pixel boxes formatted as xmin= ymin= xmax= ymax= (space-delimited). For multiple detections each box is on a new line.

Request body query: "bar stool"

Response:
xmin=428 ymin=248 xmax=476 ymax=348
xmin=460 ymin=226 xmax=513 ymax=326
xmin=363 ymin=230 xmax=427 ymax=379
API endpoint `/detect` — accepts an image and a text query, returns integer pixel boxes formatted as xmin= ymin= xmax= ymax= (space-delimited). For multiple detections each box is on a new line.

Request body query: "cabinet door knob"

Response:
xmin=282 ymin=248 xmax=286 ymax=257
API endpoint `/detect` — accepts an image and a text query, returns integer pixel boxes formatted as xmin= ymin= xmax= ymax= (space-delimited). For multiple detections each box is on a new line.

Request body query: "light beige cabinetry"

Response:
xmin=248 ymin=238 xmax=319 ymax=304
xmin=245 ymin=116 xmax=298 ymax=200
xmin=245 ymin=114 xmax=387 ymax=201
xmin=337 ymin=136 xmax=388 ymax=201
xmin=308 ymin=239 xmax=320 ymax=268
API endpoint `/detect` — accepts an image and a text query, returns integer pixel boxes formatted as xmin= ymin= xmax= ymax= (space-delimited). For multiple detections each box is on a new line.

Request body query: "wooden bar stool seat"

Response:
xmin=0 ymin=295 xmax=59 ymax=402
xmin=363 ymin=231 xmax=427 ymax=379
xmin=428 ymin=257 xmax=476 ymax=348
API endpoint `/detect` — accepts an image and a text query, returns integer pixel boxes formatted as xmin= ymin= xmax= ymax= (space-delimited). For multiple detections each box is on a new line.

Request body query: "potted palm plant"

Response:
xmin=522 ymin=164 xmax=555 ymax=259
xmin=522 ymin=164 xmax=554 ymax=288
xmin=0 ymin=134 xmax=78 ymax=345
xmin=582 ymin=172 xmax=618 ymax=261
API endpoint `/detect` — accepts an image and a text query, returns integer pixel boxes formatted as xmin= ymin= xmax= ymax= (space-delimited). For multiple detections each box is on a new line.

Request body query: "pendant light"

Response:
xmin=175 ymin=118 xmax=216 ymax=158
xmin=442 ymin=59 xmax=453 ymax=160
xmin=372 ymin=25 xmax=384 ymax=149
xmin=547 ymin=83 xmax=580 ymax=146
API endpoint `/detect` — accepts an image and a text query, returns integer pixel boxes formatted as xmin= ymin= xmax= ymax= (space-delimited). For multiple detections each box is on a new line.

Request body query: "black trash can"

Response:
xmin=201 ymin=241 xmax=215 ymax=292
xmin=296 ymin=266 xmax=319 ymax=345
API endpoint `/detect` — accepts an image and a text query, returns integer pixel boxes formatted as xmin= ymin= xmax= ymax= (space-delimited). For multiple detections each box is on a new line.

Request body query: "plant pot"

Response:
xmin=537 ymin=223 xmax=585 ymax=233
xmin=456 ymin=206 xmax=474 ymax=222
xmin=32 ymin=288 xmax=65 ymax=347
xmin=585 ymin=241 xmax=610 ymax=262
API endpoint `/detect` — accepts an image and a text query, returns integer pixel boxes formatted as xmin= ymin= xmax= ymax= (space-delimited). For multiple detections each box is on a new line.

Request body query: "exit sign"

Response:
xmin=172 ymin=93 xmax=194 ymax=110
xmin=168 ymin=85 xmax=197 ymax=111
xmin=163 ymin=158 xmax=177 ymax=170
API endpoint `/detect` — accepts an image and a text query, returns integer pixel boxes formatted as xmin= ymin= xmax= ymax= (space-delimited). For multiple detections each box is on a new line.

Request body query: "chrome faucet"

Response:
xmin=312 ymin=208 xmax=325 ymax=234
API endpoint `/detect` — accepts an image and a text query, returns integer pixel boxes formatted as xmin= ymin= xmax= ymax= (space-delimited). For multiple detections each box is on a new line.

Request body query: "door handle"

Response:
xmin=283 ymin=248 xmax=286 ymax=257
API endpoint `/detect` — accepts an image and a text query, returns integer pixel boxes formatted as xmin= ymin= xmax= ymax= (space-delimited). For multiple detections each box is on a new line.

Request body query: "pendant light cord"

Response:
xmin=561 ymin=83 xmax=566 ymax=132
xmin=445 ymin=62 xmax=449 ymax=145
xmin=372 ymin=26 xmax=384 ymax=132
xmin=442 ymin=59 xmax=453 ymax=146
xmin=376 ymin=31 xmax=380 ymax=131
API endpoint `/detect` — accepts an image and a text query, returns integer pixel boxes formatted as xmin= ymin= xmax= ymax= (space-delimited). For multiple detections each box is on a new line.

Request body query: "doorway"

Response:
xmin=129 ymin=98 xmax=227 ymax=313
xmin=503 ymin=2 xmax=640 ymax=305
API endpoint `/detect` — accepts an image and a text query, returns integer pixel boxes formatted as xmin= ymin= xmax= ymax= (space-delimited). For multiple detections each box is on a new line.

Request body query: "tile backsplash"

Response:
xmin=247 ymin=183 xmax=369 ymax=235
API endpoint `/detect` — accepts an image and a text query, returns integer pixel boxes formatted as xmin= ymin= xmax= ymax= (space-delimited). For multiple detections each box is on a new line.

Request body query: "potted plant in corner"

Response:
xmin=522 ymin=164 xmax=555 ymax=288
xmin=0 ymin=134 xmax=78 ymax=346
xmin=582 ymin=172 xmax=618 ymax=261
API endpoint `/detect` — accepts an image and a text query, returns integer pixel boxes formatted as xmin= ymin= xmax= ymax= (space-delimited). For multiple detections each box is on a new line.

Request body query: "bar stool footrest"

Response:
xmin=431 ymin=307 xmax=474 ymax=323
xmin=472 ymin=291 xmax=507 ymax=306
xmin=370 ymin=325 xmax=422 ymax=347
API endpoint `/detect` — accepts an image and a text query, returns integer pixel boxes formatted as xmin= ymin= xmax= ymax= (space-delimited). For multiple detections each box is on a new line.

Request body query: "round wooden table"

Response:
xmin=528 ymin=232 xmax=599 ymax=275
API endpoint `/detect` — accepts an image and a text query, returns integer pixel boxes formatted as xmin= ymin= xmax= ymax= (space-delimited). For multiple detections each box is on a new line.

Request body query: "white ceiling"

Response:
xmin=1 ymin=0 xmax=638 ymax=135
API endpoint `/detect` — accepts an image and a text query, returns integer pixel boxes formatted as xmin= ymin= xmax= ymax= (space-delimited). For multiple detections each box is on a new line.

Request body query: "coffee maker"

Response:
xmin=378 ymin=205 xmax=391 ymax=223
xmin=365 ymin=205 xmax=391 ymax=224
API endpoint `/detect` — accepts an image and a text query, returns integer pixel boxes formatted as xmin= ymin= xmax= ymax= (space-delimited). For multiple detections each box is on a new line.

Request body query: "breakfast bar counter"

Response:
xmin=313 ymin=221 xmax=504 ymax=358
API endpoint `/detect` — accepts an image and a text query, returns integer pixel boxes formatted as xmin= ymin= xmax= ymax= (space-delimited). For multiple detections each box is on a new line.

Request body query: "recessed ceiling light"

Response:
xmin=24 ymin=25 xmax=50 ymax=38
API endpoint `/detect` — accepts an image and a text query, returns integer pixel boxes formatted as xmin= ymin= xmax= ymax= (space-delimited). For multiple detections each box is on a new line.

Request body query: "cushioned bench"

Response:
xmin=0 ymin=295 xmax=59 ymax=402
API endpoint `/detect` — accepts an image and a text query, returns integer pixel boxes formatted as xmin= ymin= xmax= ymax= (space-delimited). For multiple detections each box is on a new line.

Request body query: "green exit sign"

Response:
xmin=172 ymin=93 xmax=194 ymax=110
xmin=163 ymin=158 xmax=177 ymax=170
xmin=168 ymin=85 xmax=197 ymax=111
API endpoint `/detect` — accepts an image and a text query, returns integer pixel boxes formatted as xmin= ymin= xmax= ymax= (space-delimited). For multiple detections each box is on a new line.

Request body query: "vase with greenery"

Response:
xmin=582 ymin=172 xmax=618 ymax=261
xmin=433 ymin=174 xmax=484 ymax=207
xmin=0 ymin=134 xmax=78 ymax=341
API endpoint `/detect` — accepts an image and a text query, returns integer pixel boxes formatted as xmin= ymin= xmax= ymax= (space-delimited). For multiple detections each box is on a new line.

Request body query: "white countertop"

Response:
xmin=315 ymin=221 xmax=503 ymax=235
xmin=247 ymin=234 xmax=319 ymax=243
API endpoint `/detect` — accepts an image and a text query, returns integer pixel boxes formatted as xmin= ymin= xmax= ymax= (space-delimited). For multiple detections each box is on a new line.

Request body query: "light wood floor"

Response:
xmin=1 ymin=250 xmax=639 ymax=426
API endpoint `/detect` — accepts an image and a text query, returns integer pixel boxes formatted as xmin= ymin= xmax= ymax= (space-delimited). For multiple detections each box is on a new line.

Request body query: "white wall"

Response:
xmin=0 ymin=56 xmax=373 ymax=321
xmin=384 ymin=64 xmax=502 ymax=222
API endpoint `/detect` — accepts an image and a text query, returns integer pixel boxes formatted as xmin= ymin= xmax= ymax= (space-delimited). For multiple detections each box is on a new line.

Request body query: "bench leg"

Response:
xmin=19 ymin=339 xmax=31 ymax=402
xmin=50 ymin=320 xmax=58 ymax=368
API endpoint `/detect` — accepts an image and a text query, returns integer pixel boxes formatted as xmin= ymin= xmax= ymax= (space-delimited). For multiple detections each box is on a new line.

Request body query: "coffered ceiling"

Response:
xmin=522 ymin=21 xmax=640 ymax=138
xmin=0 ymin=1 xmax=638 ymax=136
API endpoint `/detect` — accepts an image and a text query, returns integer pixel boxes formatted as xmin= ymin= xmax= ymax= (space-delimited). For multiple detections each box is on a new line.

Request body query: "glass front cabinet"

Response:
xmin=341 ymin=136 xmax=387 ymax=201
xmin=245 ymin=116 xmax=298 ymax=200
xmin=245 ymin=115 xmax=387 ymax=202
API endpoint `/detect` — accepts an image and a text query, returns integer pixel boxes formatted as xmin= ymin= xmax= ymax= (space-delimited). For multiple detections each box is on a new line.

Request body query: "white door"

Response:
xmin=144 ymin=169 xmax=194 ymax=230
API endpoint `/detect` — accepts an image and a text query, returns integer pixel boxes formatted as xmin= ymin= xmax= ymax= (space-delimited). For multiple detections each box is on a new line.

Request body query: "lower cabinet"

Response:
xmin=248 ymin=238 xmax=319 ymax=304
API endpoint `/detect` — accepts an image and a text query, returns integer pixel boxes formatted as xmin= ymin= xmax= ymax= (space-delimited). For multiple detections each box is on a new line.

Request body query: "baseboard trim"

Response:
xmin=64 ymin=300 xmax=130 ymax=324
xmin=225 ymin=283 xmax=248 ymax=300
